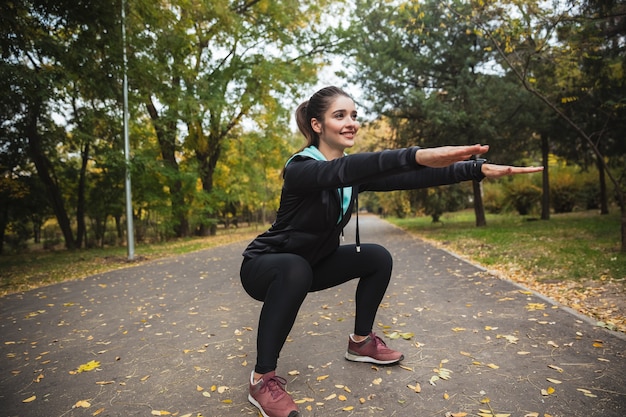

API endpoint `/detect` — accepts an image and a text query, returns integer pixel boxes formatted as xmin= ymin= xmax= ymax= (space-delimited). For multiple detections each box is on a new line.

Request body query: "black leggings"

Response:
xmin=240 ymin=243 xmax=393 ymax=374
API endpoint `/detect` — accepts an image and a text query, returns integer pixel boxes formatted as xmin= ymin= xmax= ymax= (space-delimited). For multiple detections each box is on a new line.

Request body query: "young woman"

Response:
xmin=240 ymin=86 xmax=543 ymax=417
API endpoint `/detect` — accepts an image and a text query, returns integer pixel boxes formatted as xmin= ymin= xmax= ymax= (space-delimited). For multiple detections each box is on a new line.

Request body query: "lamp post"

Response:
xmin=122 ymin=0 xmax=135 ymax=260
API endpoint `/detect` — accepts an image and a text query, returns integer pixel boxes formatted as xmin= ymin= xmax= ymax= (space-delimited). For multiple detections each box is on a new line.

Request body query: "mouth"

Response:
xmin=342 ymin=131 xmax=356 ymax=139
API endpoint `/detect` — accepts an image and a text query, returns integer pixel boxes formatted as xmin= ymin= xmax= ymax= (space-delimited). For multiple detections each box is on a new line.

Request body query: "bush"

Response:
xmin=483 ymin=183 xmax=506 ymax=214
xmin=550 ymin=173 xmax=577 ymax=213
xmin=503 ymin=177 xmax=542 ymax=215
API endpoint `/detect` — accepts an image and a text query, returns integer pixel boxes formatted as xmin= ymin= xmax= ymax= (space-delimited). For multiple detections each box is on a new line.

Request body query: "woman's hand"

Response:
xmin=481 ymin=163 xmax=544 ymax=178
xmin=415 ymin=144 xmax=490 ymax=167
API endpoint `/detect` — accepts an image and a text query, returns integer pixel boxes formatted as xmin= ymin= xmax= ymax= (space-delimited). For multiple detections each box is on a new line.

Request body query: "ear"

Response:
xmin=311 ymin=118 xmax=322 ymax=133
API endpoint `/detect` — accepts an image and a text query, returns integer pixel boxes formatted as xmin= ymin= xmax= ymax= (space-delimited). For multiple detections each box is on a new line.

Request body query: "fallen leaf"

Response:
xmin=372 ymin=377 xmax=382 ymax=385
xmin=74 ymin=400 xmax=91 ymax=408
xmin=325 ymin=393 xmax=337 ymax=400
xmin=22 ymin=395 xmax=36 ymax=403
xmin=343 ymin=406 xmax=354 ymax=411
xmin=75 ymin=360 xmax=100 ymax=373
xmin=316 ymin=375 xmax=329 ymax=381
xmin=92 ymin=408 xmax=105 ymax=416
xmin=546 ymin=378 xmax=562 ymax=384
xmin=548 ymin=364 xmax=564 ymax=373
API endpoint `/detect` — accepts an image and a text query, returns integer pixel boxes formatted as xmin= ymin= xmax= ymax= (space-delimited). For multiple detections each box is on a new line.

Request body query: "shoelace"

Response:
xmin=371 ymin=333 xmax=390 ymax=349
xmin=263 ymin=375 xmax=288 ymax=399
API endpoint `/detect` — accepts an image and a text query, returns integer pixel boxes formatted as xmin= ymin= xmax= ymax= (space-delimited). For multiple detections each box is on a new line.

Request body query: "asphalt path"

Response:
xmin=1 ymin=215 xmax=624 ymax=417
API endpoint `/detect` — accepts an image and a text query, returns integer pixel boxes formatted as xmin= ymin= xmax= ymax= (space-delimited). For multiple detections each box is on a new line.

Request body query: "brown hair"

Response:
xmin=295 ymin=86 xmax=352 ymax=148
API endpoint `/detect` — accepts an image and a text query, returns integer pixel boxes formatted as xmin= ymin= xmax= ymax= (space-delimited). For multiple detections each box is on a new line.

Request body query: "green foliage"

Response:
xmin=422 ymin=184 xmax=469 ymax=223
xmin=388 ymin=210 xmax=625 ymax=283
xmin=503 ymin=176 xmax=543 ymax=216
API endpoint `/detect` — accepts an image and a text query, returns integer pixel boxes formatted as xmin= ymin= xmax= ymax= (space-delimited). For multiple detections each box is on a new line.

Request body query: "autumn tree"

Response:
xmin=127 ymin=0 xmax=338 ymax=236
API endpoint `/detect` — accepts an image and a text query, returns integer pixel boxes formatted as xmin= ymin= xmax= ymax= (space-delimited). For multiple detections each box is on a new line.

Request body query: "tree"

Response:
xmin=127 ymin=0 xmax=337 ymax=236
xmin=348 ymin=0 xmax=541 ymax=225
xmin=1 ymin=0 xmax=122 ymax=249
xmin=465 ymin=0 xmax=626 ymax=251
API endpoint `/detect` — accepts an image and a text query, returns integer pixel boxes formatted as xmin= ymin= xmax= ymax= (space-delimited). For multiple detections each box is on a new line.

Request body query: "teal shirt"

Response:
xmin=287 ymin=146 xmax=353 ymax=224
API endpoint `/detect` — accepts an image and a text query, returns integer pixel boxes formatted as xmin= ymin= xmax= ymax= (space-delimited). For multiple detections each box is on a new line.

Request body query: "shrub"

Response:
xmin=503 ymin=177 xmax=542 ymax=215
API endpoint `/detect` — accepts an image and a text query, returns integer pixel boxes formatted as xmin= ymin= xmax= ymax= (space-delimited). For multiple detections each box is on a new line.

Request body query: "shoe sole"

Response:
xmin=344 ymin=351 xmax=404 ymax=365
xmin=248 ymin=394 xmax=300 ymax=417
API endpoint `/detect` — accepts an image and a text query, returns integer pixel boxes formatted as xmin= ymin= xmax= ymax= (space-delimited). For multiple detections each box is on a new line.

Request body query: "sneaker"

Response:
xmin=345 ymin=332 xmax=404 ymax=365
xmin=248 ymin=371 xmax=300 ymax=417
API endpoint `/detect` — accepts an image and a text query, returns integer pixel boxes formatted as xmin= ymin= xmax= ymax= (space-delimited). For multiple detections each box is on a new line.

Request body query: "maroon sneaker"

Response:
xmin=345 ymin=332 xmax=404 ymax=365
xmin=248 ymin=371 xmax=300 ymax=417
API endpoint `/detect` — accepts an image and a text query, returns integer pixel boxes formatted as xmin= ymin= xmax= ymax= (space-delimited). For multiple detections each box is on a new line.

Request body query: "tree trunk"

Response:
xmin=597 ymin=157 xmax=609 ymax=215
xmin=75 ymin=141 xmax=90 ymax=248
xmin=146 ymin=97 xmax=189 ymax=237
xmin=541 ymin=134 xmax=550 ymax=220
xmin=26 ymin=105 xmax=76 ymax=250
xmin=472 ymin=180 xmax=486 ymax=227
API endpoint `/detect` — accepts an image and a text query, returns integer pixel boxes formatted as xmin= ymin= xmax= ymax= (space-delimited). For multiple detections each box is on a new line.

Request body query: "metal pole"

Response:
xmin=122 ymin=0 xmax=135 ymax=260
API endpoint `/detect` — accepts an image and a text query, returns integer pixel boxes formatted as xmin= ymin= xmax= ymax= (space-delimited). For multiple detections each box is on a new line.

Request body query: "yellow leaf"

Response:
xmin=22 ymin=395 xmax=36 ymax=403
xmin=452 ymin=327 xmax=466 ymax=332
xmin=338 ymin=394 xmax=347 ymax=401
xmin=494 ymin=414 xmax=511 ymax=417
xmin=316 ymin=375 xmax=329 ymax=381
xmin=546 ymin=378 xmax=562 ymax=384
xmin=523 ymin=413 xmax=539 ymax=417
xmin=372 ymin=377 xmax=382 ymax=385
xmin=443 ymin=392 xmax=449 ymax=400
xmin=76 ymin=360 xmax=100 ymax=373
xmin=359 ymin=397 xmax=366 ymax=404
xmin=324 ymin=393 xmax=336 ymax=400
xmin=217 ymin=386 xmax=228 ymax=394
xmin=480 ymin=397 xmax=490 ymax=403
xmin=451 ymin=413 xmax=468 ymax=417
xmin=221 ymin=399 xmax=232 ymax=403
xmin=342 ymin=406 xmax=354 ymax=411
xmin=196 ymin=385 xmax=203 ymax=391
xmin=547 ymin=386 xmax=555 ymax=394
xmin=486 ymin=363 xmax=499 ymax=369
xmin=287 ymin=370 xmax=300 ymax=376
xmin=92 ymin=408 xmax=105 ymax=416
xmin=478 ymin=413 xmax=492 ymax=417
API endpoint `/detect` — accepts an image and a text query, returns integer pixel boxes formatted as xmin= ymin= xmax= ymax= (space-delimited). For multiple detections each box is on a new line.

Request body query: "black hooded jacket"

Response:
xmin=242 ymin=146 xmax=485 ymax=266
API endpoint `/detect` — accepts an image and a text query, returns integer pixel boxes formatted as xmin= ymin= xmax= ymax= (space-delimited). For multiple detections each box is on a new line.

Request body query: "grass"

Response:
xmin=0 ymin=226 xmax=261 ymax=297
xmin=388 ymin=209 xmax=626 ymax=284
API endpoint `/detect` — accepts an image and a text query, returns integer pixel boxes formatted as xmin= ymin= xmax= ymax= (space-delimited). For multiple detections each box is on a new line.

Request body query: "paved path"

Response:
xmin=1 ymin=215 xmax=625 ymax=417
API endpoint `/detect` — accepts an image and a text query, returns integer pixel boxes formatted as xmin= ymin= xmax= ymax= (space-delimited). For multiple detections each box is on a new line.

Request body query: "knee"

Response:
xmin=367 ymin=244 xmax=393 ymax=271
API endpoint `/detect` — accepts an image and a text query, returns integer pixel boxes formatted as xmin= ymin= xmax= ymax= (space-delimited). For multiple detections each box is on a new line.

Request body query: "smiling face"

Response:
xmin=311 ymin=95 xmax=360 ymax=160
